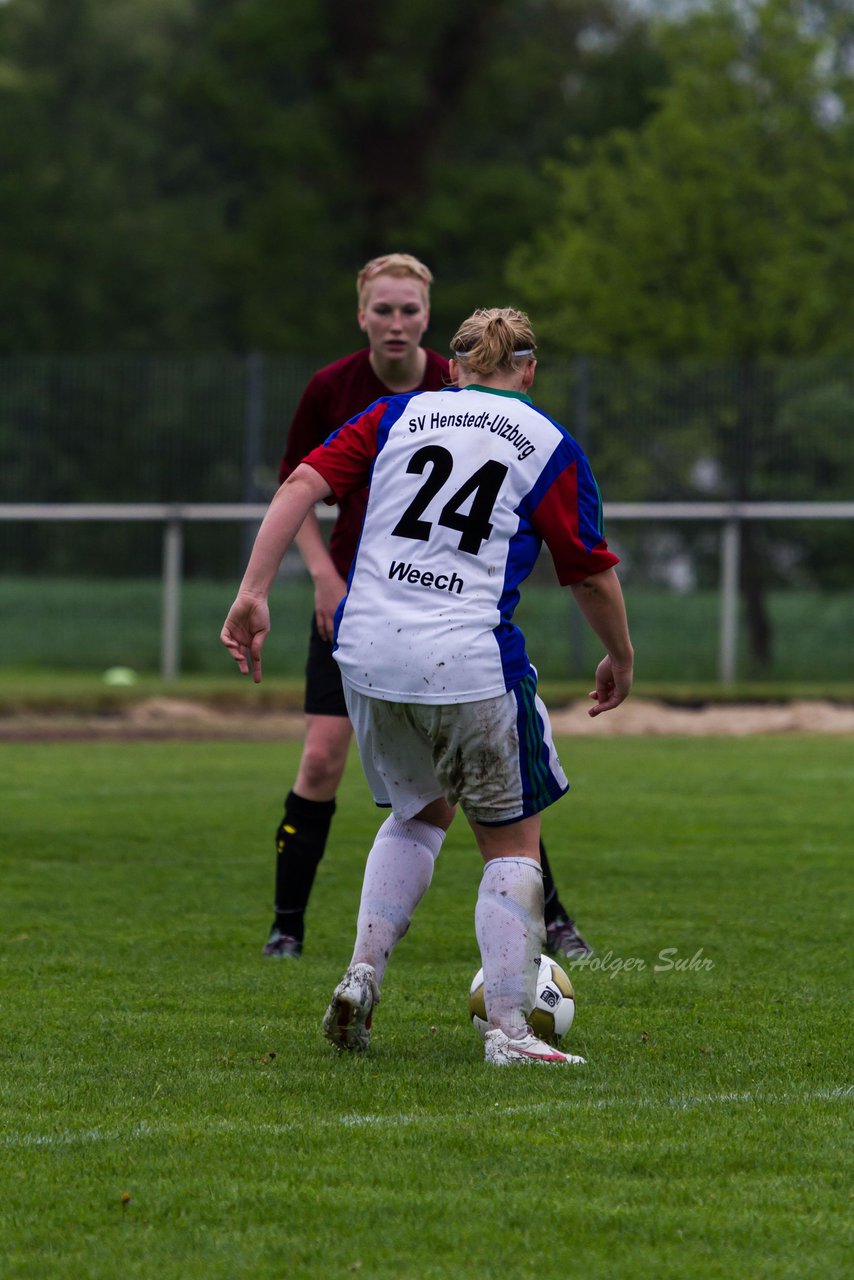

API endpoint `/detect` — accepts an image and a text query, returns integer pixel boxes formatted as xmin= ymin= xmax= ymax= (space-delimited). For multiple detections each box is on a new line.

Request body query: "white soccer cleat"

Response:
xmin=484 ymin=1026 xmax=587 ymax=1066
xmin=322 ymin=963 xmax=380 ymax=1053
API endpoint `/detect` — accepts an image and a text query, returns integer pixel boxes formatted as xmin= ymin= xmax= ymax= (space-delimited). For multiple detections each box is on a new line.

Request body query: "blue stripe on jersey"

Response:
xmin=520 ymin=409 xmax=607 ymax=552
xmin=321 ymin=391 xmax=416 ymax=451
xmin=493 ymin=513 xmax=541 ymax=691
xmin=371 ymin=393 xmax=414 ymax=459
xmin=524 ymin=436 xmax=572 ymax=516
xmin=513 ymin=672 xmax=569 ymax=817
xmin=491 ymin=412 xmax=605 ymax=690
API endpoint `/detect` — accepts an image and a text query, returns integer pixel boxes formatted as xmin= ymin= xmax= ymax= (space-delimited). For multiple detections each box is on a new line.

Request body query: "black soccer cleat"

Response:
xmin=545 ymin=915 xmax=594 ymax=960
xmin=262 ymin=924 xmax=303 ymax=958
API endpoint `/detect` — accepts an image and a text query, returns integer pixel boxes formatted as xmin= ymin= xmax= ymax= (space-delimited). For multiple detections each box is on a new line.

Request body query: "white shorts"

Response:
xmin=343 ymin=673 xmax=568 ymax=826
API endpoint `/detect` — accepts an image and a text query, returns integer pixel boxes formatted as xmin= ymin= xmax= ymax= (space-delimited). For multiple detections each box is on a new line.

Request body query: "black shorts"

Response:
xmin=304 ymin=616 xmax=348 ymax=717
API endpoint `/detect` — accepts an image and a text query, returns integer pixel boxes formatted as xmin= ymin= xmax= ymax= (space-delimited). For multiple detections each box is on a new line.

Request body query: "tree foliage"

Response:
xmin=0 ymin=0 xmax=212 ymax=350
xmin=508 ymin=0 xmax=854 ymax=360
xmin=1 ymin=0 xmax=851 ymax=643
xmin=507 ymin=0 xmax=854 ymax=666
xmin=0 ymin=0 xmax=663 ymax=353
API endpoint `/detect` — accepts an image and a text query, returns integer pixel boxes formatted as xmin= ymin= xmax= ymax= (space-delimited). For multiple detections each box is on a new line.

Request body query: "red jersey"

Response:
xmin=280 ymin=347 xmax=449 ymax=577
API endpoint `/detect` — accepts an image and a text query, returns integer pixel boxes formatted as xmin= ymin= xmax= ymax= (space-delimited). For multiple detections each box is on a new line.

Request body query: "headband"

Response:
xmin=454 ymin=348 xmax=534 ymax=359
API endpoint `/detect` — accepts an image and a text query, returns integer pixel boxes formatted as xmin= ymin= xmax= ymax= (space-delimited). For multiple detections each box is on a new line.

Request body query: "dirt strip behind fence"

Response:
xmin=3 ymin=698 xmax=854 ymax=742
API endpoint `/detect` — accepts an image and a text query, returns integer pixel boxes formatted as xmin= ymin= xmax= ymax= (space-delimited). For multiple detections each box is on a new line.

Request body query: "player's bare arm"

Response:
xmin=570 ymin=567 xmax=634 ymax=716
xmin=294 ymin=512 xmax=348 ymax=643
xmin=221 ymin=465 xmax=333 ymax=681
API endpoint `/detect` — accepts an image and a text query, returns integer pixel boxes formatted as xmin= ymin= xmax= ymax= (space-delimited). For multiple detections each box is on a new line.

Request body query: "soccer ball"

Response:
xmin=468 ymin=955 xmax=576 ymax=1046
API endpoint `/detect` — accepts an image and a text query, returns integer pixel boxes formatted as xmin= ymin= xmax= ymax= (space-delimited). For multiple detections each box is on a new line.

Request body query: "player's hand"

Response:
xmin=588 ymin=654 xmax=633 ymax=717
xmin=220 ymin=594 xmax=271 ymax=682
xmin=313 ymin=571 xmax=348 ymax=642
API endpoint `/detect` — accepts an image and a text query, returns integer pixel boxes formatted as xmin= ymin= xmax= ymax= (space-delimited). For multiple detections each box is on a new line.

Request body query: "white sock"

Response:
xmin=351 ymin=815 xmax=446 ymax=988
xmin=475 ymin=857 xmax=545 ymax=1039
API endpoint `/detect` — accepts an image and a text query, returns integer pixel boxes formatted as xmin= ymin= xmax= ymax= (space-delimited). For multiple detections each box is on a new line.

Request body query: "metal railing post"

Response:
xmin=719 ymin=517 xmax=741 ymax=686
xmin=161 ymin=515 xmax=184 ymax=680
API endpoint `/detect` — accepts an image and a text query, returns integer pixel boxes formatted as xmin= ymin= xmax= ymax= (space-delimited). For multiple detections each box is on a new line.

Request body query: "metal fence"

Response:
xmin=1 ymin=353 xmax=852 ymax=684
xmin=2 ymin=500 xmax=852 ymax=684
xmin=4 ymin=351 xmax=854 ymax=509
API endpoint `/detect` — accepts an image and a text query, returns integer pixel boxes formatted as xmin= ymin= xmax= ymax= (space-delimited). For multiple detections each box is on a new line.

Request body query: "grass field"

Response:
xmin=2 ymin=736 xmax=852 ymax=1279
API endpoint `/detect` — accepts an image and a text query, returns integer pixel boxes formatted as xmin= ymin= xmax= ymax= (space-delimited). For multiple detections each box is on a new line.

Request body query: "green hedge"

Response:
xmin=2 ymin=576 xmax=851 ymax=683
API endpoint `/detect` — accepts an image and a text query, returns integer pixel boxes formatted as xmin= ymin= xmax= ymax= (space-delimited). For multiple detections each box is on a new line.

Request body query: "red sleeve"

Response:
xmin=531 ymin=463 xmax=619 ymax=585
xmin=279 ymin=376 xmax=330 ymax=484
xmin=301 ymin=402 xmax=387 ymax=501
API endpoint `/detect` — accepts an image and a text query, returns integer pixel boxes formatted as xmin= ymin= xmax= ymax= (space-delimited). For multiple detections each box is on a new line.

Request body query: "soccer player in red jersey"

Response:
xmin=263 ymin=259 xmax=592 ymax=965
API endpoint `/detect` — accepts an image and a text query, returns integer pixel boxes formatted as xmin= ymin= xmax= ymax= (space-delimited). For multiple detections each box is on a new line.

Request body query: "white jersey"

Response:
xmin=302 ymin=385 xmax=618 ymax=704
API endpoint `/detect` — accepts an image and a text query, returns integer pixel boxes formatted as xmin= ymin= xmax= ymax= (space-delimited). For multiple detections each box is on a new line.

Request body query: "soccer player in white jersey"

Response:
xmin=221 ymin=307 xmax=634 ymax=1066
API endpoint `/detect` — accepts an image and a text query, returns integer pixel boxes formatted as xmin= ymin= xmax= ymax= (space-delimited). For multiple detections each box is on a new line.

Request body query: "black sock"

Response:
xmin=540 ymin=839 xmax=568 ymax=927
xmin=273 ymin=791 xmax=336 ymax=942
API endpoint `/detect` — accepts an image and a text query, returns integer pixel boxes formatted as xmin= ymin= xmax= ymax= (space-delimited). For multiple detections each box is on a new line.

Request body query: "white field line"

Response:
xmin=2 ymin=1087 xmax=851 ymax=1150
